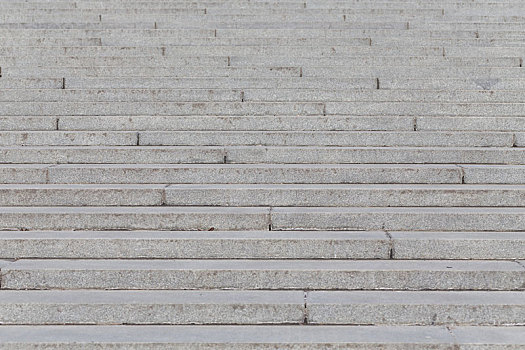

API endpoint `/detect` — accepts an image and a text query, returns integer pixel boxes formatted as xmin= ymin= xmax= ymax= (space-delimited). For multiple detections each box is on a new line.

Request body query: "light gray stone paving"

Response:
xmin=57 ymin=115 xmax=414 ymax=131
xmin=1 ymin=259 xmax=523 ymax=290
xmin=0 ymin=231 xmax=390 ymax=259
xmin=307 ymin=291 xmax=525 ymax=325
xmin=0 ymin=206 xmax=271 ymax=231
xmin=390 ymin=232 xmax=525 ymax=260
xmin=0 ymin=184 xmax=165 ymax=206
xmin=1 ymin=0 xmax=525 ymax=345
xmin=271 ymin=207 xmax=525 ymax=231
xmin=164 ymin=184 xmax=525 ymax=207
xmin=139 ymin=131 xmax=514 ymax=147
xmin=47 ymin=164 xmax=463 ymax=184
xmin=0 ymin=325 xmax=457 ymax=348
xmin=0 ymin=131 xmax=138 ymax=146
xmin=0 ymin=290 xmax=306 ymax=325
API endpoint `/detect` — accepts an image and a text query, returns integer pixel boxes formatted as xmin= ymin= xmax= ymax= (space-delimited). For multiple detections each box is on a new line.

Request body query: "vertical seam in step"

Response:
xmin=154 ymin=21 xmax=157 ymax=30
xmin=55 ymin=117 xmax=59 ymax=130
xmin=0 ymin=66 xmax=2 ymax=77
xmin=385 ymin=231 xmax=394 ymax=259
xmin=376 ymin=78 xmax=380 ymax=90
xmin=268 ymin=207 xmax=273 ymax=231
xmin=413 ymin=117 xmax=418 ymax=131
xmin=161 ymin=185 xmax=169 ymax=206
xmin=299 ymin=67 xmax=303 ymax=77
xmin=136 ymin=132 xmax=141 ymax=146
xmin=512 ymin=133 xmax=517 ymax=147
xmin=240 ymin=91 xmax=245 ymax=102
xmin=303 ymin=290 xmax=309 ymax=324
xmin=45 ymin=164 xmax=58 ymax=184
xmin=62 ymin=78 xmax=65 ymax=89
xmin=456 ymin=165 xmax=465 ymax=184
xmin=442 ymin=47 xmax=446 ymax=57
xmin=322 ymin=103 xmax=326 ymax=116
xmin=446 ymin=326 xmax=460 ymax=349
xmin=227 ymin=56 xmax=231 ymax=67
xmin=520 ymin=58 xmax=523 ymax=67
xmin=406 ymin=22 xmax=409 ymax=30
xmin=99 ymin=14 xmax=102 ymax=22
xmin=343 ymin=15 xmax=346 ymax=22
xmin=214 ymin=29 xmax=217 ymax=37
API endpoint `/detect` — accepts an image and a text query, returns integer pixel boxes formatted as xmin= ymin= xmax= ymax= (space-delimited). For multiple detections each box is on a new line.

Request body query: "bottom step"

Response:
xmin=0 ymin=326 xmax=522 ymax=349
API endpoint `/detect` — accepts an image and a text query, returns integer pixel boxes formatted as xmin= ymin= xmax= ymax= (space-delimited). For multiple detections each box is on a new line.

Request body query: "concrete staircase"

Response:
xmin=1 ymin=0 xmax=524 ymax=348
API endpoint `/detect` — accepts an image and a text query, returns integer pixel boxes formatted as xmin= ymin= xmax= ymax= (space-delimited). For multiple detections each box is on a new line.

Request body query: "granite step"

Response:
xmin=0 ymin=290 xmax=306 ymax=325
xmin=0 ymin=231 xmax=522 ymax=260
xmin=1 ymin=184 xmax=524 ymax=207
xmin=0 ymin=259 xmax=523 ymax=290
xmin=0 ymin=164 xmax=465 ymax=184
xmin=0 ymin=206 xmax=524 ymax=231
xmin=3 ymin=146 xmax=525 ymax=164
xmin=3 ymin=325 xmax=523 ymax=349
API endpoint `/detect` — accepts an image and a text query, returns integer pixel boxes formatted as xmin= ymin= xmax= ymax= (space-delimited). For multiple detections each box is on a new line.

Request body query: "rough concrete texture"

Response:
xmin=1 ymin=0 xmax=524 ymax=346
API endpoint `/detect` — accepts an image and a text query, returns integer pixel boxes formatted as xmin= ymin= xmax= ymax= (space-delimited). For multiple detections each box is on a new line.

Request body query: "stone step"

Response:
xmin=62 ymin=77 xmax=375 ymax=89
xmin=55 ymin=115 xmax=414 ymax=132
xmin=0 ymin=131 xmax=138 ymax=146
xmin=0 ymin=230 xmax=390 ymax=259
xmin=222 ymin=147 xmax=525 ymax=164
xmin=0 ymin=45 xmax=443 ymax=57
xmin=0 ymin=259 xmax=522 ymax=290
xmin=162 ymin=184 xmax=525 ymax=207
xmin=0 ymin=184 xmax=165 ymax=206
xmin=390 ymin=231 xmax=525 ymax=260
xmin=0 ymin=55 xmax=230 ymax=66
xmin=2 ymin=66 xmax=303 ymax=78
xmin=0 ymin=230 xmax=522 ymax=260
xmin=1 ymin=184 xmax=524 ymax=207
xmin=2 ymin=55 xmax=516 ymax=67
xmin=243 ymin=89 xmax=525 ymax=103
xmin=417 ymin=116 xmax=525 ymax=131
xmin=379 ymin=78 xmax=525 ymax=90
xmin=3 ymin=325 xmax=523 ymax=349
xmin=271 ymin=207 xmax=525 ymax=231
xmin=1 ymin=206 xmax=524 ymax=231
xmin=0 ymin=37 xmax=103 ymax=46
xmin=5 ymin=66 xmax=525 ymax=79
xmin=228 ymin=55 xmax=521 ymax=67
xmin=0 ymin=290 xmax=305 ymax=325
xmin=2 ymin=146 xmax=525 ymax=164
xmin=5 ymin=101 xmax=525 ymax=116
xmin=0 ymin=89 xmax=243 ymax=102
xmin=137 ymin=131 xmax=513 ymax=147
xmin=326 ymin=102 xmax=525 ymax=116
xmin=0 ymin=78 xmax=63 ymax=89
xmin=0 ymin=164 xmax=464 ymax=184
xmin=0 ymin=290 xmax=521 ymax=326
xmin=0 ymin=28 xmax=486 ymax=39
xmin=3 ymin=88 xmax=525 ymax=103
xmin=0 ymin=102 xmax=323 ymax=117
xmin=307 ymin=291 xmax=525 ymax=325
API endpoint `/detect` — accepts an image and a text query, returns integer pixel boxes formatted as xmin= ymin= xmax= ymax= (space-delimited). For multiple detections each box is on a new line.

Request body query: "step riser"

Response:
xmin=2 ymin=267 xmax=522 ymax=290
xmin=2 ymin=187 xmax=524 ymax=207
xmin=0 ymin=208 xmax=524 ymax=231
